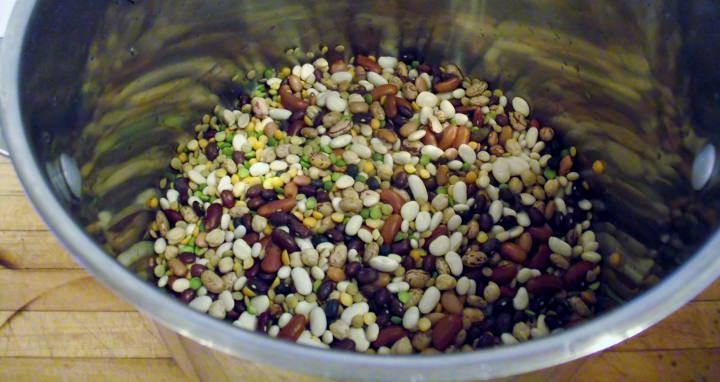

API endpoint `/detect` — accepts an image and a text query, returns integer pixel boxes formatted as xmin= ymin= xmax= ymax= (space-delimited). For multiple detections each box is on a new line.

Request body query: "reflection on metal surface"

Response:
xmin=7 ymin=0 xmax=720 ymax=379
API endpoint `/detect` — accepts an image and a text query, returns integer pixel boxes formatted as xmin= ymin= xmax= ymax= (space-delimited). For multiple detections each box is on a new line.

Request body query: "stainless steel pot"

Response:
xmin=1 ymin=1 xmax=719 ymax=380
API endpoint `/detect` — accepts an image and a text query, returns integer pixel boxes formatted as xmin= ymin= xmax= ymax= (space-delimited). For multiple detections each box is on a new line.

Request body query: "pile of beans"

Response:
xmin=144 ymin=52 xmax=603 ymax=354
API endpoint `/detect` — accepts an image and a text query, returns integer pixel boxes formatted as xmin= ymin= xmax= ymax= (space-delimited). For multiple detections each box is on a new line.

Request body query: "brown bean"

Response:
xmin=201 ymin=270 xmax=225 ymax=293
xmin=433 ymin=77 xmax=462 ymax=93
xmin=279 ymin=85 xmax=308 ymax=112
xmin=527 ymin=244 xmax=551 ymax=269
xmin=490 ymin=264 xmax=517 ymax=285
xmin=261 ymin=243 xmax=282 ymax=273
xmin=564 ymin=261 xmax=594 ymax=289
xmin=257 ymin=198 xmax=296 ymax=216
xmin=293 ymin=175 xmax=311 ymax=186
xmin=278 ymin=314 xmax=306 ymax=341
xmin=432 ymin=314 xmax=463 ymax=351
xmin=284 ymin=182 xmax=298 ymax=199
xmin=441 ymin=292 xmax=463 ymax=315
xmin=330 ymin=60 xmax=347 ymax=73
xmin=371 ymin=84 xmax=398 ymax=101
xmin=452 ymin=126 xmax=471 ymax=148
xmin=422 ymin=129 xmax=438 ymax=146
xmin=288 ymin=120 xmax=305 ymax=136
xmin=220 ymin=190 xmax=235 ymax=209
xmin=384 ymin=94 xmax=398 ymax=119
xmin=356 ymin=55 xmax=382 ymax=73
xmin=500 ymin=242 xmax=527 ymax=263
xmin=380 ymin=189 xmax=405 ymax=213
xmin=436 ymin=165 xmax=450 ymax=186
xmin=168 ymin=258 xmax=187 ymax=277
xmin=372 ymin=325 xmax=408 ymax=348
xmin=380 ymin=214 xmax=403 ymax=244
xmin=288 ymin=75 xmax=303 ymax=92
xmin=526 ymin=274 xmax=563 ymax=295
xmin=399 ymin=121 xmax=419 ymax=138
xmin=376 ymin=128 xmax=398 ymax=144
xmin=438 ymin=125 xmax=458 ymax=150
xmin=559 ymin=155 xmax=573 ymax=176
xmin=517 ymin=232 xmax=533 ymax=253
xmin=205 ymin=204 xmax=223 ymax=231
xmin=327 ymin=266 xmax=346 ymax=282
xmin=499 ymin=126 xmax=513 ymax=145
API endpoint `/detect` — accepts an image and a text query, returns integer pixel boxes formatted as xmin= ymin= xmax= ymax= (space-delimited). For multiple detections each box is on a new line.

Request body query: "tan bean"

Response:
xmin=293 ymin=175 xmax=311 ymax=186
xmin=436 ymin=165 xmax=450 ymax=186
xmin=376 ymin=128 xmax=398 ymax=144
xmin=441 ymin=292 xmax=463 ymax=315
xmin=422 ymin=129 xmax=438 ymax=146
xmin=288 ymin=75 xmax=303 ymax=93
xmin=452 ymin=126 xmax=470 ymax=148
xmin=399 ymin=121 xmax=419 ymax=138
xmin=330 ymin=60 xmax=347 ymax=73
xmin=168 ymin=258 xmax=187 ymax=277
xmin=438 ymin=125 xmax=458 ymax=150
xmin=559 ymin=155 xmax=573 ymax=176
xmin=284 ymin=181 xmax=298 ymax=199
xmin=327 ymin=266 xmax=346 ymax=282
xmin=518 ymin=232 xmax=533 ymax=253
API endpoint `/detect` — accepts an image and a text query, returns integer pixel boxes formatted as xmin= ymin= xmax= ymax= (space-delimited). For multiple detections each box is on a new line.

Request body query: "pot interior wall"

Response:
xmin=18 ymin=0 xmax=720 ymax=310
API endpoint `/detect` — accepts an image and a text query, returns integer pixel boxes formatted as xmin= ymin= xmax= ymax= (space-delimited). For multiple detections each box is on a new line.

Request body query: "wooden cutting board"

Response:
xmin=0 ymin=156 xmax=718 ymax=381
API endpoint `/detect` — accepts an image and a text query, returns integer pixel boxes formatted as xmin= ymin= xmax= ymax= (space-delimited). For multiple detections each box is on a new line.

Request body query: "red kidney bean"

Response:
xmin=278 ymin=314 xmax=306 ymax=341
xmin=356 ymin=55 xmax=382 ymax=73
xmin=526 ymin=275 xmax=563 ymax=295
xmin=432 ymin=314 xmax=463 ymax=351
xmin=261 ymin=243 xmax=282 ymax=273
xmin=384 ymin=94 xmax=398 ymax=119
xmin=528 ymin=225 xmax=553 ymax=242
xmin=164 ymin=209 xmax=183 ymax=226
xmin=220 ymin=190 xmax=235 ymax=208
xmin=257 ymin=198 xmax=296 ymax=216
xmin=204 ymin=204 xmax=223 ymax=231
xmin=527 ymin=244 xmax=551 ymax=270
xmin=563 ymin=261 xmax=595 ymax=289
xmin=490 ymin=264 xmax=518 ymax=285
xmin=279 ymin=85 xmax=308 ymax=112
xmin=500 ymin=243 xmax=527 ymax=264
xmin=271 ymin=229 xmax=299 ymax=252
xmin=372 ymin=326 xmax=408 ymax=348
xmin=472 ymin=107 xmax=484 ymax=127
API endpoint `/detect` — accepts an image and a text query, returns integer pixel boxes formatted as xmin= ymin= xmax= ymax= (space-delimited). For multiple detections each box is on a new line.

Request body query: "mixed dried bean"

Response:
xmin=144 ymin=52 xmax=604 ymax=354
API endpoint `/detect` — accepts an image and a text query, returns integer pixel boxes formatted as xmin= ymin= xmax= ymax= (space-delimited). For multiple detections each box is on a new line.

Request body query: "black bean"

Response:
xmin=499 ymin=188 xmax=515 ymax=203
xmin=388 ymin=297 xmax=404 ymax=316
xmin=379 ymin=244 xmax=392 ymax=256
xmin=261 ymin=189 xmax=276 ymax=200
xmin=248 ymin=278 xmax=269 ymax=294
xmin=268 ymin=212 xmax=292 ymax=226
xmin=478 ymin=214 xmax=494 ymax=232
xmin=422 ymin=255 xmax=436 ymax=272
xmin=205 ymin=204 xmax=223 ymax=231
xmin=400 ymin=255 xmax=415 ymax=270
xmin=366 ymin=177 xmax=380 ymax=190
xmin=331 ymin=339 xmax=356 ymax=351
xmin=164 ymin=209 xmax=183 ymax=226
xmin=257 ymin=272 xmax=276 ymax=283
xmin=324 ymin=299 xmax=340 ymax=320
xmin=499 ymin=215 xmax=517 ymax=230
xmin=347 ymin=239 xmax=365 ymax=254
xmin=475 ymin=332 xmax=497 ymax=348
xmin=317 ymin=281 xmax=335 ymax=301
xmin=275 ymin=281 xmax=292 ymax=296
xmin=271 ymin=229 xmax=299 ymax=252
xmin=174 ymin=178 xmax=190 ymax=204
xmin=295 ymin=185 xmax=314 ymax=196
xmin=374 ymin=288 xmax=392 ymax=307
xmin=352 ymin=112 xmax=373 ymax=124
xmin=256 ymin=311 xmax=270 ymax=332
xmin=178 ymin=252 xmax=196 ymax=264
xmin=205 ymin=142 xmax=219 ymax=160
xmin=247 ymin=197 xmax=264 ymax=210
xmin=392 ymin=171 xmax=409 ymax=189
xmin=226 ymin=309 xmax=240 ymax=321
xmin=393 ymin=114 xmax=408 ymax=126
xmin=316 ymin=190 xmax=330 ymax=202
xmin=246 ymin=185 xmax=263 ymax=199
xmin=203 ymin=129 xmax=216 ymax=140
xmin=392 ymin=240 xmax=411 ymax=256
xmin=357 ymin=268 xmax=378 ymax=285
xmin=480 ymin=238 xmax=500 ymax=253
xmin=528 ymin=208 xmax=545 ymax=226
xmin=494 ymin=312 xmax=513 ymax=335
xmin=423 ymin=177 xmax=437 ymax=192
xmin=344 ymin=262 xmax=362 ymax=278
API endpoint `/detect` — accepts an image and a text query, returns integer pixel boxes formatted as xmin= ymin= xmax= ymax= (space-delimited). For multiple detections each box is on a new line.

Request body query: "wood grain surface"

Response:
xmin=0 ymin=156 xmax=718 ymax=381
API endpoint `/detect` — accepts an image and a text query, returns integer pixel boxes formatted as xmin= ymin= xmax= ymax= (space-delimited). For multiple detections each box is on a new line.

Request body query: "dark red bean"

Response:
xmin=247 ymin=197 xmax=265 ymax=210
xmin=243 ymin=232 xmax=259 ymax=246
xmin=261 ymin=189 xmax=276 ymax=200
xmin=268 ymin=212 xmax=292 ymax=226
xmin=422 ymin=255 xmax=437 ymax=272
xmin=220 ymin=190 xmax=235 ymax=208
xmin=256 ymin=311 xmax=270 ymax=333
xmin=563 ymin=261 xmax=595 ymax=289
xmin=527 ymin=244 xmax=551 ymax=270
xmin=278 ymin=315 xmax=306 ymax=341
xmin=246 ymin=185 xmax=263 ymax=198
xmin=528 ymin=225 xmax=553 ymax=242
xmin=331 ymin=339 xmax=356 ymax=351
xmin=528 ymin=208 xmax=546 ymax=226
xmin=205 ymin=142 xmax=219 ymax=161
xmin=490 ymin=264 xmax=517 ymax=285
xmin=232 ymin=151 xmax=245 ymax=164
xmin=271 ymin=229 xmax=299 ymax=252
xmin=432 ymin=314 xmax=463 ymax=351
xmin=190 ymin=264 xmax=207 ymax=277
xmin=164 ymin=210 xmax=183 ymax=225
xmin=245 ymin=262 xmax=261 ymax=278
xmin=174 ymin=178 xmax=190 ymax=204
xmin=372 ymin=326 xmax=408 ymax=348
xmin=357 ymin=268 xmax=378 ymax=285
xmin=179 ymin=289 xmax=195 ymax=304
xmin=289 ymin=219 xmax=312 ymax=238
xmin=178 ymin=252 xmax=196 ymax=264
xmin=345 ymin=262 xmax=362 ymax=278
xmin=526 ymin=275 xmax=563 ymax=295
xmin=204 ymin=204 xmax=223 ymax=231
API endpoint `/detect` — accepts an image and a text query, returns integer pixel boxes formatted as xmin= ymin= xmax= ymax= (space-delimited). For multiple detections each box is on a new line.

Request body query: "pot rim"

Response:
xmin=1 ymin=1 xmax=719 ymax=380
